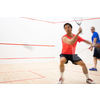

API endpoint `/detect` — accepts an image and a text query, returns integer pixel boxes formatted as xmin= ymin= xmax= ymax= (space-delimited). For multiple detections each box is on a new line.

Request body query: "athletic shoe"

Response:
xmin=57 ymin=77 xmax=63 ymax=84
xmin=93 ymin=68 xmax=98 ymax=71
xmin=89 ymin=67 xmax=97 ymax=71
xmin=86 ymin=78 xmax=95 ymax=84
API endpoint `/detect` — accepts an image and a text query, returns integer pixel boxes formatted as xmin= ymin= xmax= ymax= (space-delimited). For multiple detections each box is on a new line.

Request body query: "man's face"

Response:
xmin=64 ymin=25 xmax=72 ymax=34
xmin=91 ymin=27 xmax=95 ymax=33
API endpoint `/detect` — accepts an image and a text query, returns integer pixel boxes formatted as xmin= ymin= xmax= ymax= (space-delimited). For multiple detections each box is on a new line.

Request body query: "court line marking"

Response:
xmin=0 ymin=70 xmax=45 ymax=83
xmin=28 ymin=67 xmax=100 ymax=76
xmin=0 ymin=43 xmax=55 ymax=47
xmin=20 ymin=17 xmax=100 ymax=24
xmin=28 ymin=70 xmax=45 ymax=78
xmin=65 ymin=68 xmax=100 ymax=76
xmin=20 ymin=17 xmax=55 ymax=24
xmin=54 ymin=17 xmax=100 ymax=24
xmin=0 ymin=68 xmax=56 ymax=73
xmin=0 ymin=77 xmax=43 ymax=84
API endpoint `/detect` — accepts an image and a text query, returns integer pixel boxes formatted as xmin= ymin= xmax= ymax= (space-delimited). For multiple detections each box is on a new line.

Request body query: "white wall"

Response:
xmin=0 ymin=17 xmax=100 ymax=65
xmin=0 ymin=17 xmax=56 ymax=64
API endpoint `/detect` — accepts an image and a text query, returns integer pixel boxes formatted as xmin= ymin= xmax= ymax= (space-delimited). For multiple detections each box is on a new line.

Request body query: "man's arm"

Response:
xmin=84 ymin=40 xmax=93 ymax=51
xmin=84 ymin=38 xmax=97 ymax=51
xmin=63 ymin=27 xmax=82 ymax=45
xmin=90 ymin=38 xmax=97 ymax=50
xmin=93 ymin=38 xmax=97 ymax=46
xmin=84 ymin=40 xmax=92 ymax=45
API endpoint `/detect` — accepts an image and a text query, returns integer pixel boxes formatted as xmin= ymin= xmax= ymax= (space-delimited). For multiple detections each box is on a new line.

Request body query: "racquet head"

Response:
xmin=73 ymin=17 xmax=83 ymax=26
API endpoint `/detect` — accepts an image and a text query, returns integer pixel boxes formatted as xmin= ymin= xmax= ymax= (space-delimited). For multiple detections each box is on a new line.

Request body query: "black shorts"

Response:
xmin=93 ymin=48 xmax=100 ymax=59
xmin=60 ymin=54 xmax=82 ymax=65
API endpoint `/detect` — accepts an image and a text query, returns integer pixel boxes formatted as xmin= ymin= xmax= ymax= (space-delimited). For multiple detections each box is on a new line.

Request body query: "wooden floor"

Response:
xmin=0 ymin=62 xmax=100 ymax=84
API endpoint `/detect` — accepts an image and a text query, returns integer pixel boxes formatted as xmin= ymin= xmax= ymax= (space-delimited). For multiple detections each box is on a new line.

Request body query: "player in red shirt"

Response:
xmin=58 ymin=23 xmax=95 ymax=84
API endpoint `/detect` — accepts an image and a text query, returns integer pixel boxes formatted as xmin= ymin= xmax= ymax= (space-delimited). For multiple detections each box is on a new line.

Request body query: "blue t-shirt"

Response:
xmin=92 ymin=32 xmax=100 ymax=43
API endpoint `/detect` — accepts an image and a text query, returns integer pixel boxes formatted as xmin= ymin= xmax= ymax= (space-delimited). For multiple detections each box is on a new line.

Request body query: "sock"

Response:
xmin=61 ymin=72 xmax=64 ymax=78
xmin=84 ymin=74 xmax=89 ymax=80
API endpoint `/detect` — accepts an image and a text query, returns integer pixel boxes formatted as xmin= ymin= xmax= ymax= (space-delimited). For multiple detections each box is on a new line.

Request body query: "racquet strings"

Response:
xmin=73 ymin=17 xmax=83 ymax=26
xmin=77 ymin=47 xmax=90 ymax=53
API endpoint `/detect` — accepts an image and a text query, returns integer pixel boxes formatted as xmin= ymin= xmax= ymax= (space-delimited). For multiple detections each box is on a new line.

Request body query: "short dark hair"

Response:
xmin=64 ymin=23 xmax=73 ymax=28
xmin=91 ymin=27 xmax=95 ymax=30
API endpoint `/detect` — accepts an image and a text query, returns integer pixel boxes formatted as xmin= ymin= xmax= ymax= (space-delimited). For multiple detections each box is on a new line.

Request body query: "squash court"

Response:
xmin=0 ymin=17 xmax=100 ymax=84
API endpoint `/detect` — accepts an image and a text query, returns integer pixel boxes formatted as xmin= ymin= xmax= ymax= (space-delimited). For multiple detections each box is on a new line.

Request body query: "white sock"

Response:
xmin=61 ymin=72 xmax=64 ymax=78
xmin=84 ymin=74 xmax=89 ymax=80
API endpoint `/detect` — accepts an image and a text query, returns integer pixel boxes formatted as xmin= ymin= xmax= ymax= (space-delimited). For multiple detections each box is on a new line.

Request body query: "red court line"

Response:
xmin=66 ymin=68 xmax=100 ymax=76
xmin=0 ymin=68 xmax=56 ymax=73
xmin=0 ymin=57 xmax=55 ymax=60
xmin=0 ymin=77 xmax=43 ymax=84
xmin=0 ymin=43 xmax=55 ymax=47
xmin=0 ymin=70 xmax=45 ymax=83
xmin=54 ymin=17 xmax=100 ymax=24
xmin=20 ymin=17 xmax=55 ymax=24
xmin=0 ymin=70 xmax=45 ymax=77
xmin=20 ymin=17 xmax=100 ymax=24
xmin=28 ymin=70 xmax=45 ymax=78
xmin=28 ymin=67 xmax=100 ymax=77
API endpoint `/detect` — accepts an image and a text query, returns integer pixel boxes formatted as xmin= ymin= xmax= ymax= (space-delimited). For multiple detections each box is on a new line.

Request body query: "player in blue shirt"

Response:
xmin=89 ymin=27 xmax=100 ymax=71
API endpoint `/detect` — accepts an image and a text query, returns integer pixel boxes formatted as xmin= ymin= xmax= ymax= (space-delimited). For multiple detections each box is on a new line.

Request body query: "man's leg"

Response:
xmin=94 ymin=57 xmax=97 ymax=68
xmin=75 ymin=60 xmax=88 ymax=77
xmin=89 ymin=48 xmax=99 ymax=71
xmin=75 ymin=60 xmax=95 ymax=84
xmin=58 ymin=57 xmax=67 ymax=84
xmin=89 ymin=57 xmax=98 ymax=71
xmin=60 ymin=57 xmax=67 ymax=76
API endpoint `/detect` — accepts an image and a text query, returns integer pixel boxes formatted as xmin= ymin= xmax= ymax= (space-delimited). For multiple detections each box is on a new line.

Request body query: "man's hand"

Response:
xmin=78 ymin=27 xmax=82 ymax=35
xmin=89 ymin=46 xmax=93 ymax=51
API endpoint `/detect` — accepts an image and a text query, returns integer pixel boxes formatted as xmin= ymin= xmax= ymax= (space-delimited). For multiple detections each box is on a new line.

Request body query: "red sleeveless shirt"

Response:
xmin=61 ymin=34 xmax=84 ymax=54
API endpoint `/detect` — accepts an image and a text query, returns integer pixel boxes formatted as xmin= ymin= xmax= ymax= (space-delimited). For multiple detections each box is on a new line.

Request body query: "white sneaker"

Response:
xmin=57 ymin=77 xmax=63 ymax=84
xmin=86 ymin=78 xmax=95 ymax=84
